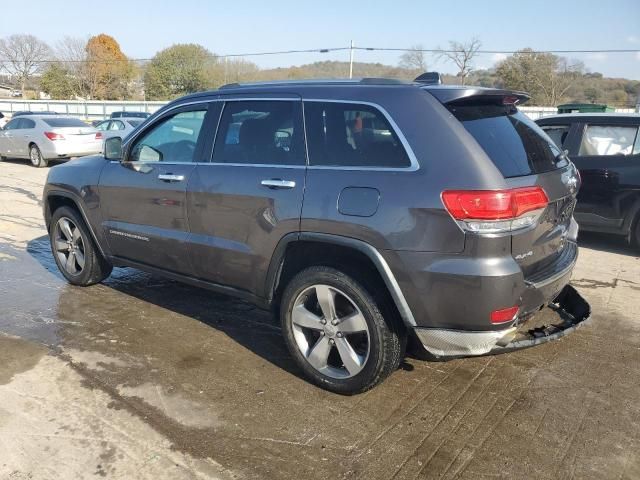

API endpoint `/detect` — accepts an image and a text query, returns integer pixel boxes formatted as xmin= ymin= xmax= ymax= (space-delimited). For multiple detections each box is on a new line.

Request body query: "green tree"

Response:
xmin=144 ymin=44 xmax=218 ymax=100
xmin=40 ymin=63 xmax=75 ymax=99
xmin=496 ymin=49 xmax=582 ymax=105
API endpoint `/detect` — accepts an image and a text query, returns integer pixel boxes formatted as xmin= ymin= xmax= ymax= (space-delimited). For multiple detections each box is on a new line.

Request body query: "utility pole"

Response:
xmin=349 ymin=40 xmax=354 ymax=79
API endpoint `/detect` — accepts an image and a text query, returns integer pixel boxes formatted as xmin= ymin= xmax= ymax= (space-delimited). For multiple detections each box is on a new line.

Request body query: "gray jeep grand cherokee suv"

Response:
xmin=43 ymin=78 xmax=590 ymax=394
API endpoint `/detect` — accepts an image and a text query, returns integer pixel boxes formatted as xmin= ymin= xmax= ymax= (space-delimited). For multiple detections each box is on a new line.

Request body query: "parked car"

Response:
xmin=43 ymin=78 xmax=589 ymax=394
xmin=94 ymin=117 xmax=144 ymax=141
xmin=0 ymin=115 xmax=103 ymax=167
xmin=536 ymin=113 xmax=640 ymax=247
xmin=110 ymin=111 xmax=150 ymax=119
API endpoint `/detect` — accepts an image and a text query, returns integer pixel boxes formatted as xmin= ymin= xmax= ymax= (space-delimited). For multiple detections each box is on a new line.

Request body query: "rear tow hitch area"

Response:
xmin=491 ymin=285 xmax=591 ymax=354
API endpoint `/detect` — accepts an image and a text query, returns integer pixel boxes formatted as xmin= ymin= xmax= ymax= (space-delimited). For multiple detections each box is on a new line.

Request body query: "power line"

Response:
xmin=355 ymin=47 xmax=640 ymax=54
xmin=0 ymin=46 xmax=638 ymax=65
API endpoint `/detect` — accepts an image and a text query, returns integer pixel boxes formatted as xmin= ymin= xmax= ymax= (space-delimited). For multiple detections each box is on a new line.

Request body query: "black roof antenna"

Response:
xmin=414 ymin=72 xmax=442 ymax=85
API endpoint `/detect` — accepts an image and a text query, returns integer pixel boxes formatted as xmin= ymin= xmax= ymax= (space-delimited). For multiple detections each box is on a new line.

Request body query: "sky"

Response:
xmin=2 ymin=0 xmax=639 ymax=79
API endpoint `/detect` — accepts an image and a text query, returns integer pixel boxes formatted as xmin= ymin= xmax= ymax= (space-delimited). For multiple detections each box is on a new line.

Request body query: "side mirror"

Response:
xmin=104 ymin=136 xmax=123 ymax=160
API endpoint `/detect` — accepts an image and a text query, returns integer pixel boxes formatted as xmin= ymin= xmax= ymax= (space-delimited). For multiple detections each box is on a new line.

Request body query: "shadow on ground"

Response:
xmin=578 ymin=231 xmax=639 ymax=258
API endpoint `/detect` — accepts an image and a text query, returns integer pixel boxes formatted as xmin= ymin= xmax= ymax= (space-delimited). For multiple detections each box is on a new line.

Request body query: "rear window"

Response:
xmin=304 ymin=101 xmax=411 ymax=168
xmin=450 ymin=104 xmax=567 ymax=177
xmin=43 ymin=118 xmax=88 ymax=128
xmin=127 ymin=120 xmax=143 ymax=128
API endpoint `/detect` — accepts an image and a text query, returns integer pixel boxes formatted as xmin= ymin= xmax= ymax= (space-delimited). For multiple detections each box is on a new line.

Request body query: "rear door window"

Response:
xmin=578 ymin=125 xmax=639 ymax=156
xmin=304 ymin=101 xmax=411 ymax=168
xmin=540 ymin=125 xmax=570 ymax=149
xmin=450 ymin=104 xmax=567 ymax=178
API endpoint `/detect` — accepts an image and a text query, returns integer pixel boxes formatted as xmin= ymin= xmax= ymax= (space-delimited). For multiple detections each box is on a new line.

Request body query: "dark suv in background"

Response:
xmin=536 ymin=113 xmax=640 ymax=247
xmin=43 ymin=78 xmax=590 ymax=394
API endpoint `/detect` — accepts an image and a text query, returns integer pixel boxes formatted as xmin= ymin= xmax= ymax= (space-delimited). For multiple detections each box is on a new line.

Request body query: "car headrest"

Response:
xmin=239 ymin=118 xmax=273 ymax=149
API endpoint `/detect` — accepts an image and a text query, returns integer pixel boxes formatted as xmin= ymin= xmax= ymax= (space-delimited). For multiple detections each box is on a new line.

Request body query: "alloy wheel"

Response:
xmin=30 ymin=146 xmax=41 ymax=166
xmin=54 ymin=217 xmax=86 ymax=276
xmin=291 ymin=284 xmax=370 ymax=379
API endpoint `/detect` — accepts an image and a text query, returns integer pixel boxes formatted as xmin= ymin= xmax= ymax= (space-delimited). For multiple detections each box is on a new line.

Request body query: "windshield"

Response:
xmin=449 ymin=104 xmax=567 ymax=178
xmin=43 ymin=118 xmax=89 ymax=128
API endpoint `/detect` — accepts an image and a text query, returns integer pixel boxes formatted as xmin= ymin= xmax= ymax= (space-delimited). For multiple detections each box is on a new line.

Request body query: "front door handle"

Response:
xmin=261 ymin=179 xmax=296 ymax=189
xmin=158 ymin=174 xmax=185 ymax=182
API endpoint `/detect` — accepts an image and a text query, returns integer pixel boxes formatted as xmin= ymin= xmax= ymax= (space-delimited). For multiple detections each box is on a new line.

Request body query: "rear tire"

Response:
xmin=280 ymin=266 xmax=405 ymax=395
xmin=49 ymin=206 xmax=112 ymax=286
xmin=29 ymin=144 xmax=48 ymax=168
xmin=632 ymin=214 xmax=640 ymax=250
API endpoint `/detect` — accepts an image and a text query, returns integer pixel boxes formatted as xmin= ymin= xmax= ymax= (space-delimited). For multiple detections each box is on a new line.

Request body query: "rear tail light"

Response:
xmin=490 ymin=306 xmax=519 ymax=324
xmin=95 ymin=132 xmax=103 ymax=140
xmin=44 ymin=131 xmax=65 ymax=141
xmin=442 ymin=187 xmax=548 ymax=233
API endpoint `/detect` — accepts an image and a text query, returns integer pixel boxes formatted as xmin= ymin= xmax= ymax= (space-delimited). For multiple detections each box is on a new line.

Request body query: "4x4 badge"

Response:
xmin=561 ymin=171 xmax=578 ymax=193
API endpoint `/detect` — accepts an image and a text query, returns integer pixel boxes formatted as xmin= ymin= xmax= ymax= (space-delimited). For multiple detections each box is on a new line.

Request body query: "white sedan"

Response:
xmin=0 ymin=115 xmax=103 ymax=167
xmin=94 ymin=117 xmax=144 ymax=141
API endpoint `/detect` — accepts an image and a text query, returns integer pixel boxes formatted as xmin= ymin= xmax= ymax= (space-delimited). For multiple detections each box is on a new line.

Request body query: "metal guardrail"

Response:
xmin=0 ymin=99 xmax=167 ymax=121
xmin=0 ymin=99 xmax=637 ymax=122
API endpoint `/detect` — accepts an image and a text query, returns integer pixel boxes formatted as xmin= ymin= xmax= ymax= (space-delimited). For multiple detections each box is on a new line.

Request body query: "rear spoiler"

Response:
xmin=422 ymin=86 xmax=530 ymax=106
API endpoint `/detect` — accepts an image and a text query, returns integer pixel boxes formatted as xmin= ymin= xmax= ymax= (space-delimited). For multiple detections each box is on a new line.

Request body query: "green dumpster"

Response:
xmin=557 ymin=103 xmax=615 ymax=114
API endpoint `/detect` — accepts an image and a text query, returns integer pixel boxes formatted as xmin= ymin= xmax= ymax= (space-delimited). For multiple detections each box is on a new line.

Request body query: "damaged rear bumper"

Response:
xmin=414 ymin=285 xmax=591 ymax=358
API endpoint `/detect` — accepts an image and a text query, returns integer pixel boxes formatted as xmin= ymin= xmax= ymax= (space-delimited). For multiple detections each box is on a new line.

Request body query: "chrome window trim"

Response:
xmin=302 ymin=98 xmax=420 ymax=172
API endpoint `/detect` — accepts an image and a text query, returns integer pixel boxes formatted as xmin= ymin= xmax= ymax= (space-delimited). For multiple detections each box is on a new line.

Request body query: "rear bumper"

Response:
xmin=41 ymin=141 xmax=102 ymax=159
xmin=415 ymin=285 xmax=590 ymax=357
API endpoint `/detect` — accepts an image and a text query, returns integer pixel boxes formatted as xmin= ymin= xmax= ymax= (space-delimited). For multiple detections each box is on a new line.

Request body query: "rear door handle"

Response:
xmin=158 ymin=174 xmax=185 ymax=182
xmin=261 ymin=179 xmax=296 ymax=189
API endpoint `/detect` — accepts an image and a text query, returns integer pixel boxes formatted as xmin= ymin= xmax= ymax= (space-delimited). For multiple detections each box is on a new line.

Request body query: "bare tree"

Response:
xmin=438 ymin=38 xmax=481 ymax=85
xmin=0 ymin=34 xmax=51 ymax=95
xmin=399 ymin=45 xmax=427 ymax=72
xmin=55 ymin=36 xmax=90 ymax=98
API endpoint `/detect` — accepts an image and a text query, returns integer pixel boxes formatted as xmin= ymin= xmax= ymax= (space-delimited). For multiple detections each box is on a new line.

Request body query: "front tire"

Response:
xmin=29 ymin=144 xmax=48 ymax=168
xmin=49 ymin=206 xmax=112 ymax=286
xmin=280 ymin=266 xmax=405 ymax=394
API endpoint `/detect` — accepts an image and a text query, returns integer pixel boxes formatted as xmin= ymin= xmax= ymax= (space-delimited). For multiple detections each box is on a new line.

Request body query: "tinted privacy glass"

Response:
xmin=450 ymin=104 xmax=566 ymax=178
xmin=541 ymin=125 xmax=570 ymax=149
xmin=129 ymin=110 xmax=206 ymax=163
xmin=43 ymin=118 xmax=88 ymax=128
xmin=578 ymin=125 xmax=639 ymax=156
xmin=304 ymin=102 xmax=411 ymax=168
xmin=212 ymin=100 xmax=304 ymax=165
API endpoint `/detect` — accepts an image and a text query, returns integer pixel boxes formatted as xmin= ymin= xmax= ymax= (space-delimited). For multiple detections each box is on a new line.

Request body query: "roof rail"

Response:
xmin=414 ymin=72 xmax=442 ymax=85
xmin=218 ymin=78 xmax=407 ymax=89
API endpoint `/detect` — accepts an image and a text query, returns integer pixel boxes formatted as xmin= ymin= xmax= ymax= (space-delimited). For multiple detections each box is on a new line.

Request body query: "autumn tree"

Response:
xmin=496 ymin=49 xmax=583 ymax=105
xmin=399 ymin=45 xmax=427 ymax=72
xmin=438 ymin=38 xmax=481 ymax=85
xmin=0 ymin=34 xmax=51 ymax=95
xmin=84 ymin=34 xmax=132 ymax=99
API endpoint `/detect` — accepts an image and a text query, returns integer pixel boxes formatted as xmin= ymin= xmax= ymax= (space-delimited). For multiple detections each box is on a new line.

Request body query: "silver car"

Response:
xmin=0 ymin=115 xmax=103 ymax=167
xmin=94 ymin=118 xmax=144 ymax=141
